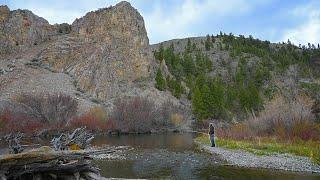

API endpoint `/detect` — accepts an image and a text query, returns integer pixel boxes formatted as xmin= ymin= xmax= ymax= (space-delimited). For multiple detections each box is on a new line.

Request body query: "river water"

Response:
xmin=92 ymin=133 xmax=319 ymax=179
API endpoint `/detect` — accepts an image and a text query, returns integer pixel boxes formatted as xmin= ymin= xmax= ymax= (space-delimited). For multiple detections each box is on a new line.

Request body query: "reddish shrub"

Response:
xmin=291 ymin=120 xmax=320 ymax=141
xmin=0 ymin=111 xmax=45 ymax=135
xmin=105 ymin=118 xmax=116 ymax=130
xmin=217 ymin=124 xmax=254 ymax=140
xmin=0 ymin=111 xmax=11 ymax=128
xmin=69 ymin=113 xmax=106 ymax=131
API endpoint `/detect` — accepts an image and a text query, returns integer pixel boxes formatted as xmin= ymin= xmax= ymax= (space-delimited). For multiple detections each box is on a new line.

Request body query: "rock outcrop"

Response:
xmin=0 ymin=5 xmax=54 ymax=56
xmin=36 ymin=1 xmax=151 ymax=101
xmin=0 ymin=1 xmax=187 ymax=115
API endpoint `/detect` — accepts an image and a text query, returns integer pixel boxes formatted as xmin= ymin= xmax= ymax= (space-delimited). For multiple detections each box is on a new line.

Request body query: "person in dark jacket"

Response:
xmin=208 ymin=123 xmax=215 ymax=147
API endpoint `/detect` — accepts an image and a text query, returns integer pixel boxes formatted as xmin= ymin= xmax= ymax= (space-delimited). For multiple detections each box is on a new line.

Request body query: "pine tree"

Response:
xmin=211 ymin=35 xmax=215 ymax=43
xmin=155 ymin=68 xmax=166 ymax=91
xmin=201 ymin=84 xmax=212 ymax=118
xmin=205 ymin=34 xmax=211 ymax=51
xmin=186 ymin=39 xmax=192 ymax=53
xmin=239 ymin=81 xmax=262 ymax=113
xmin=173 ymin=80 xmax=183 ymax=98
xmin=154 ymin=44 xmax=164 ymax=61
xmin=183 ymin=54 xmax=195 ymax=76
xmin=192 ymin=86 xmax=206 ymax=121
xmin=209 ymin=80 xmax=225 ymax=118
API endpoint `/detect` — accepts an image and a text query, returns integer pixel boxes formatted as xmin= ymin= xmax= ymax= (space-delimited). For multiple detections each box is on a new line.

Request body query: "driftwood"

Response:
xmin=0 ymin=146 xmax=127 ymax=180
xmin=51 ymin=127 xmax=94 ymax=151
xmin=0 ymin=128 xmax=132 ymax=179
xmin=4 ymin=132 xmax=24 ymax=154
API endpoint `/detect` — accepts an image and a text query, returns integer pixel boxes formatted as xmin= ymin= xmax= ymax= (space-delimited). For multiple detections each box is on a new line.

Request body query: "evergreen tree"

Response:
xmin=186 ymin=39 xmax=192 ymax=53
xmin=192 ymin=87 xmax=206 ymax=120
xmin=155 ymin=68 xmax=166 ymax=91
xmin=205 ymin=34 xmax=211 ymax=51
xmin=192 ymin=43 xmax=197 ymax=51
xmin=173 ymin=81 xmax=183 ymax=98
xmin=209 ymin=79 xmax=225 ymax=118
xmin=211 ymin=35 xmax=215 ymax=43
xmin=239 ymin=81 xmax=262 ymax=113
xmin=183 ymin=54 xmax=195 ymax=76
xmin=154 ymin=44 xmax=164 ymax=61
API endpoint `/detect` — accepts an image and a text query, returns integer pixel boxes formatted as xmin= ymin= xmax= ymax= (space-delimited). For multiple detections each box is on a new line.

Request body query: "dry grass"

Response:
xmin=210 ymin=94 xmax=320 ymax=164
xmin=195 ymin=134 xmax=320 ymax=164
xmin=221 ymin=94 xmax=320 ymax=141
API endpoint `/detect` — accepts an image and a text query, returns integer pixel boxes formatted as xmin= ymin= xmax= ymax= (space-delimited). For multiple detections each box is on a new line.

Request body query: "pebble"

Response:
xmin=198 ymin=142 xmax=320 ymax=174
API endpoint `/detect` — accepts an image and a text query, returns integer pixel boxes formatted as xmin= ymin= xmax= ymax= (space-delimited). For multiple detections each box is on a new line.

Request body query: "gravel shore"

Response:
xmin=196 ymin=141 xmax=320 ymax=174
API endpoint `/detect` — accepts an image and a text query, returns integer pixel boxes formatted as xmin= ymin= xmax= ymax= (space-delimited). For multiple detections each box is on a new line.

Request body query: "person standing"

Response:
xmin=208 ymin=123 xmax=215 ymax=147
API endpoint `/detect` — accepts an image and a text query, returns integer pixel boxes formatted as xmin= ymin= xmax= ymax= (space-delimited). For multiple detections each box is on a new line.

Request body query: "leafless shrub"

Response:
xmin=111 ymin=96 xmax=157 ymax=133
xmin=245 ymin=94 xmax=317 ymax=140
xmin=13 ymin=93 xmax=78 ymax=124
xmin=111 ymin=97 xmax=186 ymax=133
xmin=156 ymin=100 xmax=186 ymax=128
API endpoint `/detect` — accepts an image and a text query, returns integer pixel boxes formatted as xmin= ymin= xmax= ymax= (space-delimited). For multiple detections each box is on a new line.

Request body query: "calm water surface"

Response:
xmin=92 ymin=133 xmax=320 ymax=179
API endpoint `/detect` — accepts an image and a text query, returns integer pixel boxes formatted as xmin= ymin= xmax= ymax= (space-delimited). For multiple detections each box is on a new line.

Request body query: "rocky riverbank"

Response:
xmin=196 ymin=141 xmax=320 ymax=174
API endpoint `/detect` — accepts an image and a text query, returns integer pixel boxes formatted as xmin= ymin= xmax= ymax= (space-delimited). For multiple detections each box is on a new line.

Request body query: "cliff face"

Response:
xmin=0 ymin=1 xmax=186 ymax=115
xmin=36 ymin=1 xmax=152 ymax=100
xmin=0 ymin=2 xmax=152 ymax=100
xmin=0 ymin=5 xmax=54 ymax=56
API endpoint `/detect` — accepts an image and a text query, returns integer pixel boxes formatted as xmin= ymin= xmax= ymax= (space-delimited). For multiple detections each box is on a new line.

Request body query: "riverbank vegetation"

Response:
xmin=196 ymin=134 xmax=320 ymax=165
xmin=0 ymin=93 xmax=186 ymax=136
xmin=195 ymin=93 xmax=320 ymax=164
xmin=153 ymin=33 xmax=320 ymax=164
xmin=153 ymin=33 xmax=320 ymax=123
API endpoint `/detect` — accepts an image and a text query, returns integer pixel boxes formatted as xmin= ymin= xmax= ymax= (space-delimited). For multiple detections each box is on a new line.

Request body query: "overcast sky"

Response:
xmin=1 ymin=0 xmax=320 ymax=45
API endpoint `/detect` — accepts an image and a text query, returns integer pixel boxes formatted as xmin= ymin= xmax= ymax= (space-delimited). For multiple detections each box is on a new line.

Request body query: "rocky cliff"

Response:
xmin=0 ymin=5 xmax=53 ymax=56
xmin=0 ymin=2 xmax=188 ymax=116
xmin=37 ymin=1 xmax=151 ymax=101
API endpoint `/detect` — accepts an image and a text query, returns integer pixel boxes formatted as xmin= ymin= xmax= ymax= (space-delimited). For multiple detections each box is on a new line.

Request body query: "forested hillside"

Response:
xmin=152 ymin=33 xmax=320 ymax=124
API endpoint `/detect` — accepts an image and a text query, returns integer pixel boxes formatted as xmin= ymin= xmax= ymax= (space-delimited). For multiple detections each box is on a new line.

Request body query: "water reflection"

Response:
xmin=93 ymin=133 xmax=320 ymax=179
xmin=93 ymin=133 xmax=196 ymax=151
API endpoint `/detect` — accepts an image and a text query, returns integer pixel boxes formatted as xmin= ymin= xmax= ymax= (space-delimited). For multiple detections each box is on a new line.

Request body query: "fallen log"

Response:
xmin=0 ymin=128 xmax=131 ymax=179
xmin=0 ymin=145 xmax=130 ymax=180
xmin=0 ymin=146 xmax=104 ymax=180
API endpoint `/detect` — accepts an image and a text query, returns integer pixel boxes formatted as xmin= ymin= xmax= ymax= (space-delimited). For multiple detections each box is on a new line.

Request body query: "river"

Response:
xmin=92 ymin=133 xmax=319 ymax=179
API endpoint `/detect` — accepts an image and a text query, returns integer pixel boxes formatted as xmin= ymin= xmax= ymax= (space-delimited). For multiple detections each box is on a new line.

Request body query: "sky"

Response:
xmin=1 ymin=0 xmax=320 ymax=45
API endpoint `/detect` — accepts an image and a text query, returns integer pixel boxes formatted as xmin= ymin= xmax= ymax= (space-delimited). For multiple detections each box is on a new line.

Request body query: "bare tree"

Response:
xmin=111 ymin=97 xmax=186 ymax=132
xmin=111 ymin=96 xmax=157 ymax=133
xmin=14 ymin=93 xmax=78 ymax=124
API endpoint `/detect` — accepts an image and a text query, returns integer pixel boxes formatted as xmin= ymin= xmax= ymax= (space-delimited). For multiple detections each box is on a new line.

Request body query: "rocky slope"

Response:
xmin=0 ymin=2 xmax=188 ymax=116
xmin=150 ymin=35 xmax=320 ymax=122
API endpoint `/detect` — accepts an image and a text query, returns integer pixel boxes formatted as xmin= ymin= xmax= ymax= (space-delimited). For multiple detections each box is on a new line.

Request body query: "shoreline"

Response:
xmin=0 ymin=128 xmax=184 ymax=139
xmin=195 ymin=141 xmax=320 ymax=174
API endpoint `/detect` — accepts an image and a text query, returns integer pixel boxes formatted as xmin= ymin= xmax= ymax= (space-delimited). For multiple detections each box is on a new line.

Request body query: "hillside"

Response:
xmin=0 ymin=2 xmax=188 ymax=109
xmin=151 ymin=34 xmax=320 ymax=123
xmin=0 ymin=2 xmax=320 ymax=178
xmin=0 ymin=1 xmax=320 ymax=135
xmin=0 ymin=2 xmax=191 ymax=134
